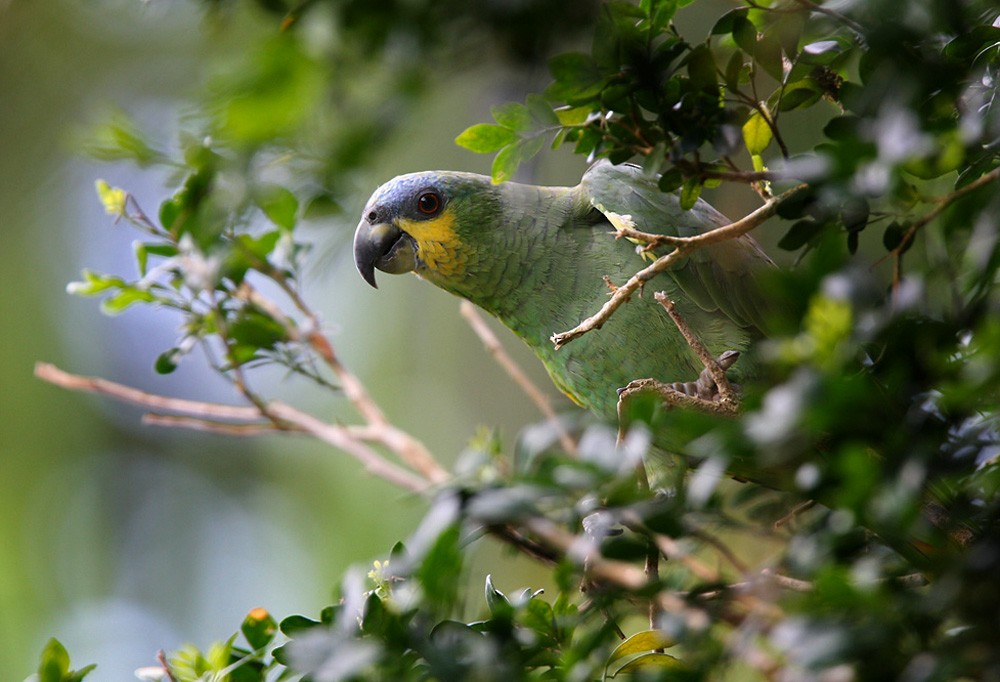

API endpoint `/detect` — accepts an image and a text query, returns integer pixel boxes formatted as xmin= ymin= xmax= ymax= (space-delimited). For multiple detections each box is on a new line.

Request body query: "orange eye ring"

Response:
xmin=417 ymin=191 xmax=441 ymax=216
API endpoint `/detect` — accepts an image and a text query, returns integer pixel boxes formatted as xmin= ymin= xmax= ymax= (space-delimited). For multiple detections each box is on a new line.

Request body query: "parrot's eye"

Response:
xmin=416 ymin=191 xmax=442 ymax=216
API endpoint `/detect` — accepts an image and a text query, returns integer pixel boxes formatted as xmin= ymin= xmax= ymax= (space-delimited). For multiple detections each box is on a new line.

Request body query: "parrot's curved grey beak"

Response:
xmin=353 ymin=220 xmax=418 ymax=288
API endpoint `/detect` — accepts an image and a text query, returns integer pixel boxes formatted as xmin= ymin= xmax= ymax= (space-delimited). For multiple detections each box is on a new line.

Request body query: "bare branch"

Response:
xmin=36 ymin=362 xmax=436 ymax=493
xmin=35 ymin=362 xmax=264 ymax=422
xmin=142 ymin=414 xmax=285 ymax=436
xmin=655 ymin=292 xmax=739 ymax=408
xmin=882 ymin=167 xmax=1000 ymax=283
xmin=238 ymin=281 xmax=451 ymax=486
xmin=774 ymin=499 xmax=816 ymax=529
xmin=460 ymin=301 xmax=578 ymax=456
xmin=304 ymin=329 xmax=450 ymax=485
xmin=267 ymin=402 xmax=432 ymax=493
xmin=551 ymin=184 xmax=805 ymax=349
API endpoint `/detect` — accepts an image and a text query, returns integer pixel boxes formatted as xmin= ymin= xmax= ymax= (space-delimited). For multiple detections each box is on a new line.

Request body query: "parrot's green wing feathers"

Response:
xmin=581 ymin=161 xmax=776 ymax=335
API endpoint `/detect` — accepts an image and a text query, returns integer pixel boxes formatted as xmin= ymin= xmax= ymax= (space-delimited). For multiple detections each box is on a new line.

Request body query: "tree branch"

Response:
xmin=34 ymin=362 xmax=265 ymax=422
xmin=460 ymin=301 xmax=577 ymax=456
xmin=35 ymin=362 xmax=435 ymax=493
xmin=551 ymin=184 xmax=804 ymax=349
xmin=267 ymin=402 xmax=431 ymax=493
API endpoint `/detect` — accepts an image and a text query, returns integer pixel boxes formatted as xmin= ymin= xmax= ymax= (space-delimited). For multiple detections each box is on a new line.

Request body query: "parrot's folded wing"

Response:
xmin=581 ymin=161 xmax=776 ymax=335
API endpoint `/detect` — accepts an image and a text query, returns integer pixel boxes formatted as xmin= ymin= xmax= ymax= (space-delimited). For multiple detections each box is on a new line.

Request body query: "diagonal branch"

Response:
xmin=238 ymin=282 xmax=451 ymax=486
xmin=459 ymin=301 xmax=578 ymax=456
xmin=267 ymin=402 xmax=430 ymax=493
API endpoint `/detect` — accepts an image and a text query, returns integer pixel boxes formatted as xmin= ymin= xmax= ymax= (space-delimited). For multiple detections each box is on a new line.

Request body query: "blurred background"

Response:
xmin=0 ymin=1 xmax=757 ymax=678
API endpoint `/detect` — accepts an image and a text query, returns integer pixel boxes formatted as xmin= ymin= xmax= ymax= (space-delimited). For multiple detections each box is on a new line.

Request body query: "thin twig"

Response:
xmin=551 ymin=185 xmax=804 ymax=349
xmin=460 ymin=301 xmax=578 ymax=456
xmin=654 ymin=293 xmax=738 ymax=407
xmin=617 ymin=377 xmax=741 ymax=417
xmin=774 ymin=499 xmax=815 ymax=529
xmin=142 ymin=413 xmax=286 ymax=436
xmin=267 ymin=402 xmax=431 ymax=493
xmin=156 ymin=650 xmax=178 ymax=682
xmin=34 ymin=363 xmax=264 ymax=421
xmin=652 ymin=533 xmax=721 ymax=584
xmin=879 ymin=167 xmax=1000 ymax=302
xmin=689 ymin=528 xmax=751 ymax=576
xmin=307 ymin=329 xmax=450 ymax=485
xmin=36 ymin=362 xmax=432 ymax=493
xmin=239 ymin=280 xmax=450 ymax=485
xmin=760 ymin=568 xmax=813 ymax=592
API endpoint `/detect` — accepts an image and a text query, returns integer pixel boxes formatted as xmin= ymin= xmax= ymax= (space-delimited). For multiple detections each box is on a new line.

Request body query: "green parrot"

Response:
xmin=353 ymin=160 xmax=977 ymax=558
xmin=353 ymin=160 xmax=775 ymax=424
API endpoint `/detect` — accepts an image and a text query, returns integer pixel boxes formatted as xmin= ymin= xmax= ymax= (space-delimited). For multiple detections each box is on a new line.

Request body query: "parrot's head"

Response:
xmin=353 ymin=170 xmax=502 ymax=292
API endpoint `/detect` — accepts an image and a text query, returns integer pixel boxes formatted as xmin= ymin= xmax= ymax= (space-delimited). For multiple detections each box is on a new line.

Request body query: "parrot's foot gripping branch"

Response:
xmin=616 ymin=351 xmax=742 ymax=418
xmin=615 ymin=292 xmax=743 ymax=418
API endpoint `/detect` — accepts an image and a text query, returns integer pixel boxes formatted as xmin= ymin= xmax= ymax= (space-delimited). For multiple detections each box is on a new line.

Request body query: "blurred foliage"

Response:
xmin=30 ymin=0 xmax=1000 ymax=680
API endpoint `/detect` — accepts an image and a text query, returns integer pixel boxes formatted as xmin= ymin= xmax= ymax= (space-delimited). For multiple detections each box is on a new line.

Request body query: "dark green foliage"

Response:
xmin=38 ymin=0 xmax=1000 ymax=680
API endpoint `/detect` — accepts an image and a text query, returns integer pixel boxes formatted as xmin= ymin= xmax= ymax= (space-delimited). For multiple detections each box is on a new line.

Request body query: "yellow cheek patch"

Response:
xmin=397 ymin=208 xmax=468 ymax=278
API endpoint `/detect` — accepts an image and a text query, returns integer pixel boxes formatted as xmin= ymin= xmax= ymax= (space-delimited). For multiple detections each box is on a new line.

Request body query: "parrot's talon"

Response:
xmin=616 ymin=351 xmax=743 ymax=418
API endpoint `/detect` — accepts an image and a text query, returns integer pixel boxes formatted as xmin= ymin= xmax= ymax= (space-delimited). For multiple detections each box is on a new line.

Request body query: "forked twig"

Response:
xmin=35 ymin=362 xmax=434 ymax=493
xmin=551 ymin=184 xmax=803 ymax=349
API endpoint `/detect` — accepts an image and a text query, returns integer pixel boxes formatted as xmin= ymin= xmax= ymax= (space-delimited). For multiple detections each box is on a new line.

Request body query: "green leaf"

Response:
xmin=686 ymin=44 xmax=717 ymax=89
xmin=658 ymin=167 xmax=684 ymax=193
xmin=755 ymin=34 xmax=784 ymax=80
xmin=416 ymin=524 xmax=462 ymax=609
xmin=83 ymin=111 xmax=161 ymax=165
xmin=642 ymin=0 xmax=678 ymax=31
xmin=155 ymin=348 xmax=181 ymax=374
xmin=547 ymin=52 xmax=605 ymax=101
xmin=778 ymin=219 xmax=824 ymax=251
xmin=609 ymin=652 xmax=684 ymax=676
xmin=66 ymin=270 xmax=127 ymax=297
xmin=280 ymin=614 xmax=321 ymax=636
xmin=679 ymin=177 xmax=702 ymax=210
xmin=490 ymin=102 xmax=532 ymax=131
xmin=229 ymin=310 xmax=289 ymax=351
xmin=526 ymin=94 xmax=560 ymax=126
xmin=95 ymin=179 xmax=127 ymax=217
xmin=742 ymin=110 xmax=773 ymax=156
xmin=711 ymin=8 xmax=748 ymax=35
xmin=731 ymin=15 xmax=758 ymax=55
xmin=491 ymin=143 xmax=520 ymax=184
xmin=608 ymin=630 xmax=675 ymax=664
xmin=67 ymin=665 xmax=97 ymax=682
xmin=555 ymin=105 xmax=592 ymax=126
xmin=485 ymin=574 xmax=513 ymax=618
xmin=100 ymin=287 xmax=157 ymax=315
xmin=779 ymin=80 xmax=823 ymax=111
xmin=257 ymin=185 xmax=299 ymax=231
xmin=37 ymin=639 xmax=70 ymax=682
xmin=241 ymin=608 xmax=278 ymax=651
xmin=159 ymin=196 xmax=181 ymax=231
xmin=455 ymin=124 xmax=518 ymax=154
xmin=724 ymin=50 xmax=746 ymax=90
